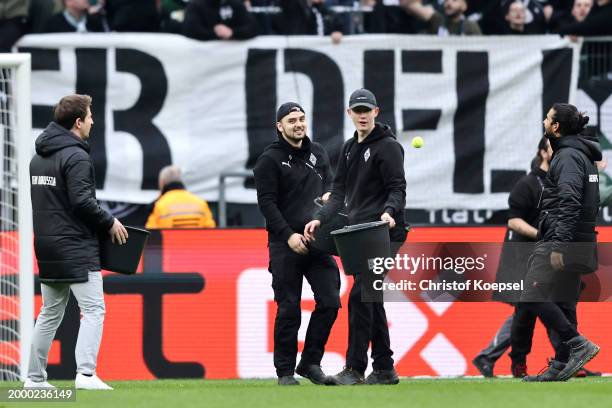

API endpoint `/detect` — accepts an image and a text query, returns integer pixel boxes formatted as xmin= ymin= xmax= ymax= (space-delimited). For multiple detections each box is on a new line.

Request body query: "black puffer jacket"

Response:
xmin=539 ymin=134 xmax=601 ymax=253
xmin=30 ymin=122 xmax=115 ymax=283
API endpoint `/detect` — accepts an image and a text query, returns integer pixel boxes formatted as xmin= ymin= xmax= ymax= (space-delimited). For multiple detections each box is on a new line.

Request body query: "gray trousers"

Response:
xmin=27 ymin=272 xmax=105 ymax=381
xmin=476 ymin=315 xmax=513 ymax=363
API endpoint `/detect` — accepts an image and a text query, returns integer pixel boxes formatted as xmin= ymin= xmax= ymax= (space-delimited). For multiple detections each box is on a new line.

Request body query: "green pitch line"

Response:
xmin=2 ymin=378 xmax=612 ymax=408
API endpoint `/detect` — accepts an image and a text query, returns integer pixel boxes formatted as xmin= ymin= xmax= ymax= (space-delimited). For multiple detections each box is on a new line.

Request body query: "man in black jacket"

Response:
xmin=183 ymin=0 xmax=257 ymax=41
xmin=43 ymin=0 xmax=106 ymax=33
xmin=105 ymin=0 xmax=161 ymax=32
xmin=254 ymin=102 xmax=340 ymax=386
xmin=305 ymin=89 xmax=407 ymax=385
xmin=559 ymin=0 xmax=611 ymax=35
xmin=519 ymin=103 xmax=601 ymax=382
xmin=25 ymin=94 xmax=128 ymax=390
xmin=271 ymin=0 xmax=344 ymax=44
xmin=474 ymin=138 xmax=553 ymax=378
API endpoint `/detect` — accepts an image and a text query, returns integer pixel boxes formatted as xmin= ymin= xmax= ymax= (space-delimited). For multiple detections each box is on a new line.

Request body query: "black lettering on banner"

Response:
xmin=364 ymin=50 xmax=396 ymax=132
xmin=245 ymin=49 xmax=277 ymax=171
xmin=17 ymin=48 xmax=59 ymax=132
xmin=541 ymin=48 xmax=573 ymax=121
xmin=114 ymin=49 xmax=171 ymax=190
xmin=401 ymin=50 xmax=442 ymax=131
xmin=285 ymin=49 xmax=344 ymax=164
xmin=76 ymin=49 xmax=107 ymax=189
xmin=454 ymin=52 xmax=489 ymax=194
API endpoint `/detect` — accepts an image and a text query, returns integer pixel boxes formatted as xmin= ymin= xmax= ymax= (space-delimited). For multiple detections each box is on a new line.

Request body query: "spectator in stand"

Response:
xmin=559 ymin=0 xmax=611 ymax=35
xmin=549 ymin=0 xmax=592 ymax=32
xmin=0 ymin=0 xmax=30 ymax=52
xmin=105 ymin=0 xmax=161 ymax=32
xmin=29 ymin=0 xmax=63 ymax=33
xmin=43 ymin=0 xmax=107 ymax=33
xmin=146 ymin=166 xmax=216 ymax=229
xmin=400 ymin=0 xmax=482 ymax=35
xmin=249 ymin=0 xmax=275 ymax=35
xmin=183 ymin=0 xmax=258 ymax=41
xmin=271 ymin=0 xmax=344 ymax=44
xmin=501 ymin=0 xmax=550 ymax=34
xmin=363 ymin=0 xmax=430 ymax=34
xmin=502 ymin=1 xmax=541 ymax=34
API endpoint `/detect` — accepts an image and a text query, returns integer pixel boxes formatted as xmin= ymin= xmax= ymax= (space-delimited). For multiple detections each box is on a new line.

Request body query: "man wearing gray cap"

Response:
xmin=305 ymin=89 xmax=407 ymax=385
xmin=254 ymin=102 xmax=341 ymax=386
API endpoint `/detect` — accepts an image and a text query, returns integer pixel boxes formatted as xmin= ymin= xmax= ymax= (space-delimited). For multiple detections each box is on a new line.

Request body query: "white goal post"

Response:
xmin=0 ymin=53 xmax=33 ymax=381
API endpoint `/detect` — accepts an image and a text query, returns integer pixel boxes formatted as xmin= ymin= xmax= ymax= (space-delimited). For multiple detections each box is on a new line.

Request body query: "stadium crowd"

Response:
xmin=1 ymin=0 xmax=612 ymax=51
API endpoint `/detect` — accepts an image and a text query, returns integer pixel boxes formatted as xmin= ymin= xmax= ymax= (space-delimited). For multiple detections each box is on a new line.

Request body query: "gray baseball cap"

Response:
xmin=349 ymin=89 xmax=377 ymax=110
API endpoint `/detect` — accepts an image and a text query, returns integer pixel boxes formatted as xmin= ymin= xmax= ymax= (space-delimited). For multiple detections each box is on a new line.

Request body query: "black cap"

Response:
xmin=276 ymin=102 xmax=305 ymax=122
xmin=349 ymin=89 xmax=377 ymax=110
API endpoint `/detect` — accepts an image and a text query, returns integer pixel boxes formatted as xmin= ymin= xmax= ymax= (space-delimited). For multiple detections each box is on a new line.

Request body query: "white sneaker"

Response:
xmin=23 ymin=378 xmax=56 ymax=389
xmin=75 ymin=373 xmax=113 ymax=390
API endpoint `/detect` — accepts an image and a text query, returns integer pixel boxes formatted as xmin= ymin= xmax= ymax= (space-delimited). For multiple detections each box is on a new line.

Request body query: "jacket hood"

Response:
xmin=552 ymin=133 xmax=602 ymax=162
xmin=357 ymin=122 xmax=396 ymax=145
xmin=35 ymin=122 xmax=90 ymax=157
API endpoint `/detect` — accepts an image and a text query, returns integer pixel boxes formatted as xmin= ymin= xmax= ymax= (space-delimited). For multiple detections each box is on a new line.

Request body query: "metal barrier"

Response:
xmin=581 ymin=37 xmax=612 ymax=81
xmin=218 ymin=170 xmax=254 ymax=228
xmin=248 ymin=5 xmax=374 ymax=14
xmin=248 ymin=4 xmax=374 ymax=35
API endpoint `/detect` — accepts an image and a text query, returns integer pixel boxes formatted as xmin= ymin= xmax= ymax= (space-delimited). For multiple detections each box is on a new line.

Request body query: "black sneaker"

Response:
xmin=556 ymin=336 xmax=600 ymax=381
xmin=328 ymin=367 xmax=365 ymax=385
xmin=278 ymin=375 xmax=300 ymax=386
xmin=472 ymin=356 xmax=494 ymax=378
xmin=523 ymin=359 xmax=566 ymax=382
xmin=295 ymin=363 xmax=329 ymax=385
xmin=365 ymin=369 xmax=399 ymax=385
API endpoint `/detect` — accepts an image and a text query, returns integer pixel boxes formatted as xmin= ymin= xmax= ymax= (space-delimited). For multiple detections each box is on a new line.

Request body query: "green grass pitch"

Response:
xmin=2 ymin=378 xmax=612 ymax=408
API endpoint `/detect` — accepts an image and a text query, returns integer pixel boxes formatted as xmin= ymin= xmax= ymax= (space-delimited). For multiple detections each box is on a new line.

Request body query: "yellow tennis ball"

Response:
xmin=411 ymin=136 xmax=424 ymax=148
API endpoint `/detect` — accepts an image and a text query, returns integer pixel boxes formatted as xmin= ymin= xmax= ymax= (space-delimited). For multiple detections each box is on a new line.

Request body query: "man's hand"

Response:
xmin=381 ymin=212 xmax=396 ymax=229
xmin=304 ymin=220 xmax=321 ymax=241
xmin=596 ymin=158 xmax=608 ymax=171
xmin=321 ymin=192 xmax=331 ymax=203
xmin=551 ymin=251 xmax=564 ymax=271
xmin=214 ymin=24 xmax=233 ymax=39
xmin=288 ymin=233 xmax=309 ymax=255
xmin=109 ymin=218 xmax=128 ymax=245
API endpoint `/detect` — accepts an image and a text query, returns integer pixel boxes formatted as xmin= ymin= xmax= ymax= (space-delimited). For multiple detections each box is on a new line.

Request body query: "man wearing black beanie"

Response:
xmin=254 ymin=102 xmax=341 ymax=386
xmin=305 ymin=89 xmax=407 ymax=385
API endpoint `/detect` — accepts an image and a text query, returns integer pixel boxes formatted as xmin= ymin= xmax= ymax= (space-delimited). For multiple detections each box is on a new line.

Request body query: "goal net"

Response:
xmin=0 ymin=54 xmax=32 ymax=381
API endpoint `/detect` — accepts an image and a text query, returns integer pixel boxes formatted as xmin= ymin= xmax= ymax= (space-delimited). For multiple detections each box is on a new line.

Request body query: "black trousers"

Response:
xmin=509 ymin=302 xmax=576 ymax=363
xmin=519 ymin=253 xmax=581 ymax=352
xmin=345 ymin=273 xmax=394 ymax=373
xmin=269 ymin=242 xmax=340 ymax=377
xmin=515 ymin=253 xmax=581 ymax=363
xmin=477 ymin=302 xmax=574 ymax=364
xmin=345 ymin=241 xmax=404 ymax=373
xmin=512 ymin=301 xmax=577 ymax=363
